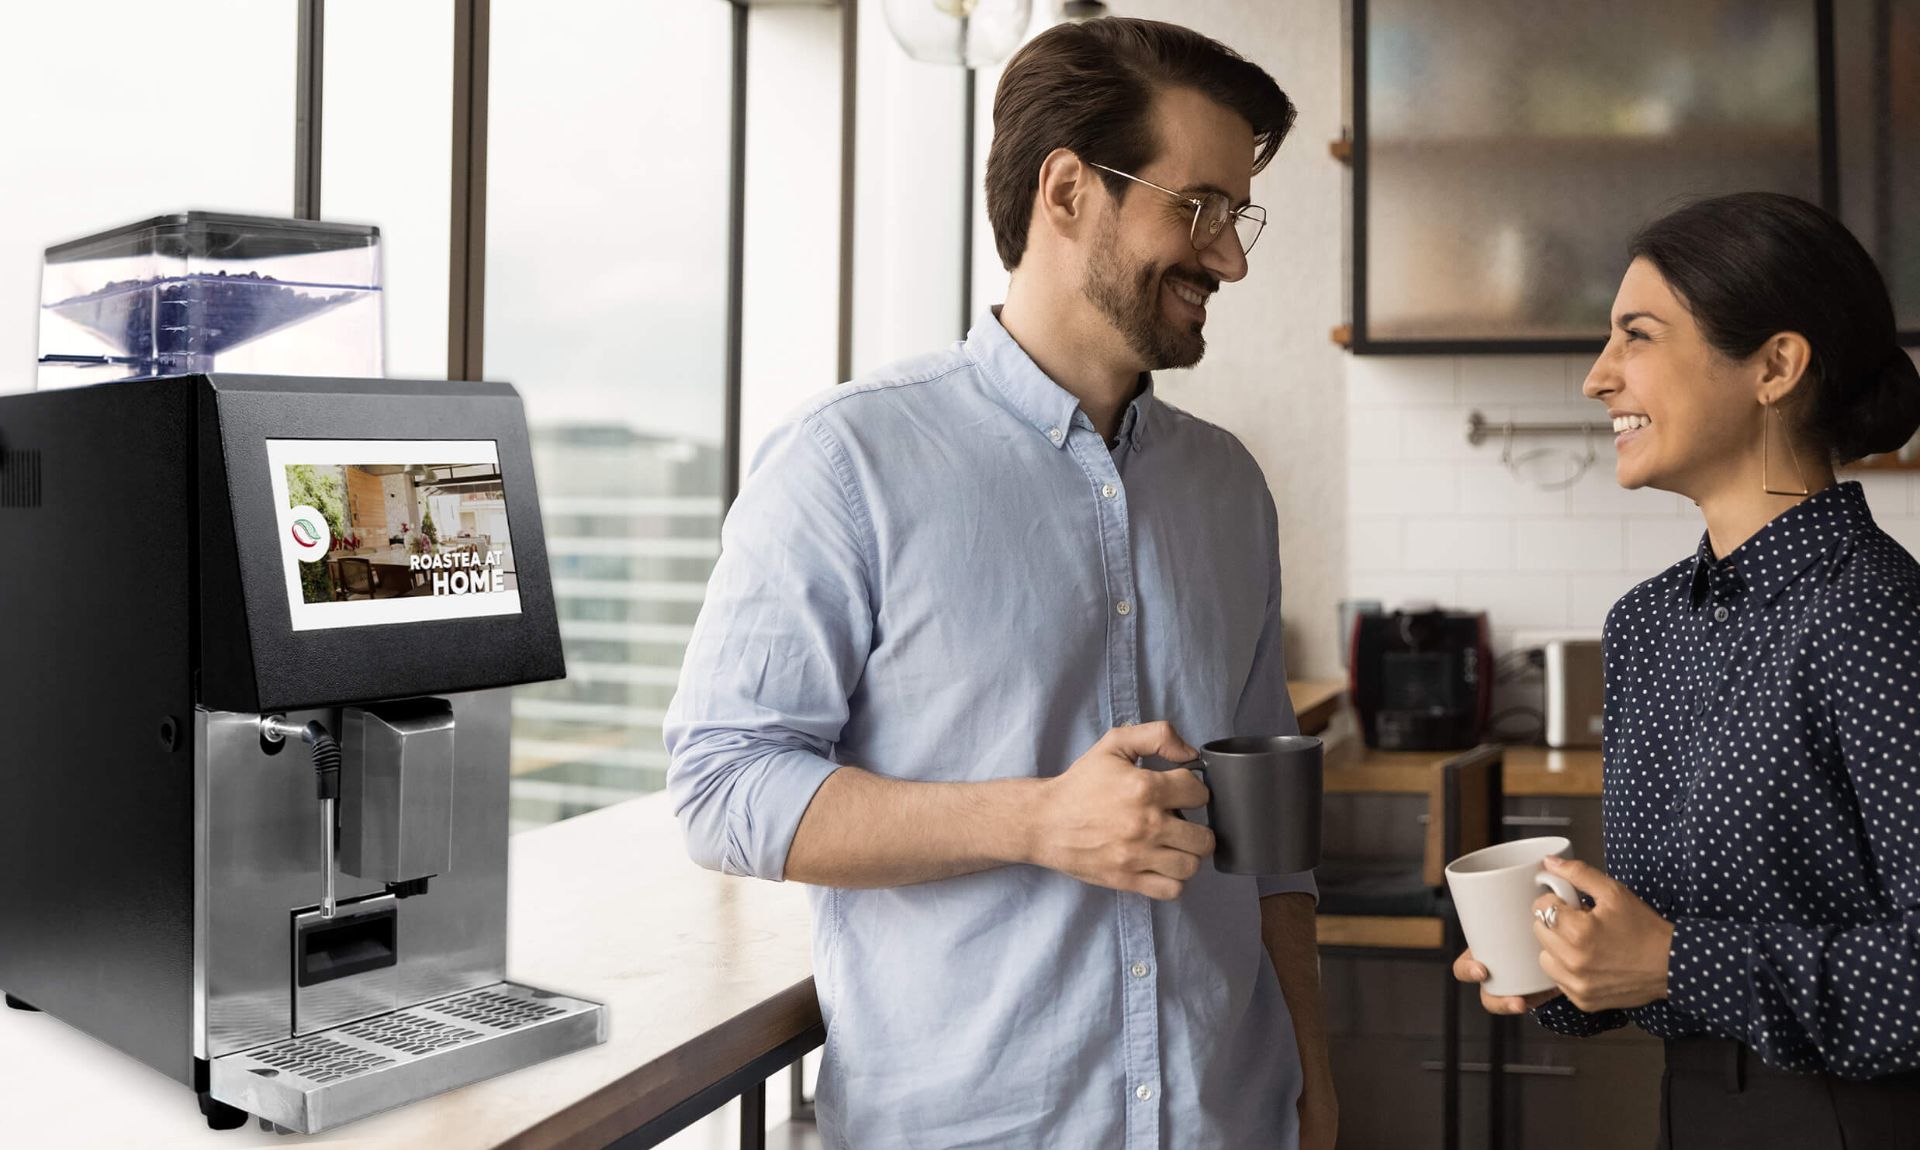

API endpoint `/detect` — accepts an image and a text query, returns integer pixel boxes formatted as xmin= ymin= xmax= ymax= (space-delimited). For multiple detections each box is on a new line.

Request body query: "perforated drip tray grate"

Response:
xmin=247 ymin=1034 xmax=396 ymax=1084
xmin=432 ymin=987 xmax=566 ymax=1030
xmin=209 ymin=980 xmax=605 ymax=1135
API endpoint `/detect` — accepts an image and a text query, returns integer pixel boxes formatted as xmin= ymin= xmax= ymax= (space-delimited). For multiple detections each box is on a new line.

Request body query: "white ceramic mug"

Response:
xmin=1444 ymin=836 xmax=1583 ymax=997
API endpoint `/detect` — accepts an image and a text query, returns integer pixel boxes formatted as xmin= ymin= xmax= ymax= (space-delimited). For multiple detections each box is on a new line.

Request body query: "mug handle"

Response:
xmin=1535 ymin=869 xmax=1581 ymax=907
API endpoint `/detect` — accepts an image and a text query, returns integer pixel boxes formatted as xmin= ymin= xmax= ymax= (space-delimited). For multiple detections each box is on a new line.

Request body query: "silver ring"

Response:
xmin=1534 ymin=905 xmax=1559 ymax=931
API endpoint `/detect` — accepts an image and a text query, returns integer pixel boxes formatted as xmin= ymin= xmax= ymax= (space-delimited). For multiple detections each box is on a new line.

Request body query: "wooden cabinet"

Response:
xmin=1318 ymin=763 xmax=1661 ymax=1148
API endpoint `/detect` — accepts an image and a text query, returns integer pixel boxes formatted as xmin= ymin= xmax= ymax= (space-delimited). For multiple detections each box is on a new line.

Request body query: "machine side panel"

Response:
xmin=197 ymin=379 xmax=260 ymax=712
xmin=0 ymin=380 xmax=197 ymax=1084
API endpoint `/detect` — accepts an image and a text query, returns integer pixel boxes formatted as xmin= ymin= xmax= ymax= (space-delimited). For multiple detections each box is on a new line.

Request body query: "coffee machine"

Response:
xmin=1349 ymin=607 xmax=1494 ymax=750
xmin=0 ymin=215 xmax=605 ymax=1134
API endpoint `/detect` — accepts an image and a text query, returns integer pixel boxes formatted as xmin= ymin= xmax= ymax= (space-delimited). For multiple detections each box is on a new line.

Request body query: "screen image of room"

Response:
xmin=285 ymin=461 xmax=517 ymax=606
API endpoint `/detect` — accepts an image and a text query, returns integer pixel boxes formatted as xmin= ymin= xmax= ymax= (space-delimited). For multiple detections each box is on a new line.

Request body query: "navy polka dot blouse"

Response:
xmin=1533 ymin=481 xmax=1920 ymax=1079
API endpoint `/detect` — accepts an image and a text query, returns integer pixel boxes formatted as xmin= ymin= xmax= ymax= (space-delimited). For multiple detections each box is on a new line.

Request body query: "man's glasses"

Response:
xmin=1088 ymin=163 xmax=1266 ymax=256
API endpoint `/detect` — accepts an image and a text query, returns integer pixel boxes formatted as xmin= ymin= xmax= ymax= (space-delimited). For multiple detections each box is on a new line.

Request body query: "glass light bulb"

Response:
xmin=883 ymin=0 xmax=1032 ymax=68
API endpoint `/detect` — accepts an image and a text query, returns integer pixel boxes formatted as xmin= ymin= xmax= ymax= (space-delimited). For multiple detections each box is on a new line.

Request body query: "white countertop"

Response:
xmin=0 ymin=793 xmax=816 ymax=1149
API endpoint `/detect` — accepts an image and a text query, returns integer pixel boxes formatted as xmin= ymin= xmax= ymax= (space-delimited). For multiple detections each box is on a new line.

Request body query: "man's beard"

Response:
xmin=1084 ymin=215 xmax=1209 ymax=371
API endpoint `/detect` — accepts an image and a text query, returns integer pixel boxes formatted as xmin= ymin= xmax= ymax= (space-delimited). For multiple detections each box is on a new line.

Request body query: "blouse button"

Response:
xmin=1713 ymin=606 xmax=1730 ymax=622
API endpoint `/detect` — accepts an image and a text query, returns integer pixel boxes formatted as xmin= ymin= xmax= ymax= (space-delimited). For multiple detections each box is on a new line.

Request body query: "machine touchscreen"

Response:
xmin=266 ymin=438 xmax=523 ymax=631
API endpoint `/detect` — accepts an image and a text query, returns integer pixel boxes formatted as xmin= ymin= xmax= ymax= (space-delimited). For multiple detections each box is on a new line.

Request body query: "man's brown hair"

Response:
xmin=984 ymin=17 xmax=1295 ymax=271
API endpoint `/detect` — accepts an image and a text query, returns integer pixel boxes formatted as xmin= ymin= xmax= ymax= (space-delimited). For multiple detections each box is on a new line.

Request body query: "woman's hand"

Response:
xmin=1452 ymin=949 xmax=1559 ymax=1015
xmin=1532 ymin=855 xmax=1674 ymax=1012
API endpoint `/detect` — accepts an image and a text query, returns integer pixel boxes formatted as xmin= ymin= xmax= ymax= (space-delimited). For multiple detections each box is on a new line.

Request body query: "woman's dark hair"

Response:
xmin=1629 ymin=192 xmax=1920 ymax=464
xmin=985 ymin=17 xmax=1295 ymax=271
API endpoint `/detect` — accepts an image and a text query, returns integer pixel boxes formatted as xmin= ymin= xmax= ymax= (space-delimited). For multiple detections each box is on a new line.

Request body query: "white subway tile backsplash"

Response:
xmin=1563 ymin=353 xmax=1601 ymax=402
xmin=1458 ymin=460 xmax=1571 ymax=516
xmin=1627 ymin=517 xmax=1707 ymax=573
xmin=1350 ymin=517 xmax=1405 ymax=571
xmin=1338 ymin=354 xmax=1851 ymax=625
xmin=1402 ymin=518 xmax=1514 ymax=571
xmin=1346 ymin=408 xmax=1402 ymax=462
xmin=1456 ymin=356 xmax=1567 ymax=408
xmin=1565 ymin=466 xmax=1686 ymax=515
xmin=1457 ymin=572 xmax=1570 ymax=629
xmin=1347 ymin=572 xmax=1460 ymax=614
xmin=1512 ymin=518 xmax=1625 ymax=572
xmin=1397 ymin=405 xmax=1483 ymax=462
xmin=1567 ymin=571 xmax=1645 ymax=632
xmin=1347 ymin=354 xmax=1456 ymax=408
xmin=1351 ymin=462 xmax=1459 ymax=516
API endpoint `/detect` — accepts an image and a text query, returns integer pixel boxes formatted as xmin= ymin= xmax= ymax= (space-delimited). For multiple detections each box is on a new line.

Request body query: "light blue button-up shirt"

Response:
xmin=665 ymin=310 xmax=1316 ymax=1149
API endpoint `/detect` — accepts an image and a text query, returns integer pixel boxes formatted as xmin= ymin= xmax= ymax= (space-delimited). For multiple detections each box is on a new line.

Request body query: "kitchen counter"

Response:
xmin=0 ymin=793 xmax=817 ymax=1149
xmin=1324 ymin=740 xmax=1603 ymax=798
xmin=1287 ymin=678 xmax=1348 ymax=737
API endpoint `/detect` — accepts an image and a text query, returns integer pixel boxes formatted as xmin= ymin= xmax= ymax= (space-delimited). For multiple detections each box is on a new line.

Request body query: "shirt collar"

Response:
xmin=965 ymin=307 xmax=1154 ymax=452
xmin=1687 ymin=481 xmax=1873 ymax=608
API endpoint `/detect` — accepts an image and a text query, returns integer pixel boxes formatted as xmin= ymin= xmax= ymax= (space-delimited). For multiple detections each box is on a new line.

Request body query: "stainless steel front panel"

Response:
xmin=197 ymin=690 xmax=512 ymax=1059
xmin=209 ymin=980 xmax=606 ymax=1134
xmin=293 ymin=895 xmax=399 ymax=1036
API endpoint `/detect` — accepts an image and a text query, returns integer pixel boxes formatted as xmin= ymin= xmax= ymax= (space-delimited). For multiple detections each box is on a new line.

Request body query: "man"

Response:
xmin=666 ymin=16 xmax=1334 ymax=1150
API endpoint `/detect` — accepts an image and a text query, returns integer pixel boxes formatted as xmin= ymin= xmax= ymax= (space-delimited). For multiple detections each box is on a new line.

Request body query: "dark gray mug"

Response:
xmin=1185 ymin=735 xmax=1323 ymax=875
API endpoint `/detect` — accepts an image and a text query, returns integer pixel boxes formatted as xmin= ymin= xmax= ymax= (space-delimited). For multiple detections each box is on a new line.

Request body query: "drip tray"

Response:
xmin=209 ymin=981 xmax=606 ymax=1134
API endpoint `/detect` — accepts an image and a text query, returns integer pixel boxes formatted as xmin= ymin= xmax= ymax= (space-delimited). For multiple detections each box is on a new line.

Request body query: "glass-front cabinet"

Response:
xmin=1348 ymin=0 xmax=1918 ymax=352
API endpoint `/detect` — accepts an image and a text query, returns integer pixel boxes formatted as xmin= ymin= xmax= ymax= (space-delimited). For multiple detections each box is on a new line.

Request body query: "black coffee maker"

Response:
xmin=1349 ymin=608 xmax=1493 ymax=750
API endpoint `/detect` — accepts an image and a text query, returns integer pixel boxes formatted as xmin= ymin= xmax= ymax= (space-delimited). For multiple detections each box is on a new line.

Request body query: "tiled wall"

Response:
xmin=1346 ymin=353 xmax=1920 ymax=655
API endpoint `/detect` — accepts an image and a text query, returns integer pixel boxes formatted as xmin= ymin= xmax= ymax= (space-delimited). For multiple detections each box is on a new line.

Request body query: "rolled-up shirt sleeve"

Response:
xmin=663 ymin=414 xmax=874 ymax=881
xmin=1235 ymin=491 xmax=1317 ymax=903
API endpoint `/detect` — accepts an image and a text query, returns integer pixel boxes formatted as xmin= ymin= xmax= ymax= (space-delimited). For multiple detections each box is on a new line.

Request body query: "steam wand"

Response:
xmin=259 ymin=716 xmax=342 ymax=919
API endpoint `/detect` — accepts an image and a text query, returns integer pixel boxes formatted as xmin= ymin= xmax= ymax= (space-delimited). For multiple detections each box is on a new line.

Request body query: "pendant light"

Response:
xmin=881 ymin=0 xmax=1032 ymax=68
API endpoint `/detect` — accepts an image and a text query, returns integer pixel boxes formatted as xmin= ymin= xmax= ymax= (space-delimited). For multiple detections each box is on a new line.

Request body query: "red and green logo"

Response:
xmin=285 ymin=503 xmax=331 ymax=562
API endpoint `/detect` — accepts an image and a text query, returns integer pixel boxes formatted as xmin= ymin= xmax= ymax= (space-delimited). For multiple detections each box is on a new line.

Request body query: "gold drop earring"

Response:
xmin=1762 ymin=399 xmax=1810 ymax=497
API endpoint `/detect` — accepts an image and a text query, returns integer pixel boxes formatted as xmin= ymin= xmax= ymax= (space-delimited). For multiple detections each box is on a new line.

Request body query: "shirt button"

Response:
xmin=1130 ymin=962 xmax=1149 ymax=978
xmin=1136 ymin=1085 xmax=1154 ymax=1101
xmin=1102 ymin=483 xmax=1117 ymax=499
xmin=1713 ymin=606 xmax=1729 ymax=622
xmin=1047 ymin=427 xmax=1063 ymax=443
xmin=1116 ymin=600 xmax=1132 ymax=616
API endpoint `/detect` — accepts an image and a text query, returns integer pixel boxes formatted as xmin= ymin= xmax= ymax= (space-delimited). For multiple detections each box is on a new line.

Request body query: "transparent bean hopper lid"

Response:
xmin=36 ymin=212 xmax=383 ymax=389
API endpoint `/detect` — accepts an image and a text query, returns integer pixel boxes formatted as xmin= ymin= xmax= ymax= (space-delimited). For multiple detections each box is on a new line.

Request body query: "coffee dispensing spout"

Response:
xmin=260 ymin=716 xmax=342 ymax=919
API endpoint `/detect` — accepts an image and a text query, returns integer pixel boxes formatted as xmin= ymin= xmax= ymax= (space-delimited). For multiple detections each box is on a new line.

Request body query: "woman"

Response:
xmin=1453 ymin=192 xmax=1920 ymax=1147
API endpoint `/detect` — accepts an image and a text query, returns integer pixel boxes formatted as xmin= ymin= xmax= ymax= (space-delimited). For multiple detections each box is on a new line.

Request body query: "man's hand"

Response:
xmin=1029 ymin=722 xmax=1214 ymax=899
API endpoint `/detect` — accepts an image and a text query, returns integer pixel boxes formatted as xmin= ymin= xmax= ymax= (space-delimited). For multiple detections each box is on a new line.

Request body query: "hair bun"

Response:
xmin=1834 ymin=348 xmax=1920 ymax=462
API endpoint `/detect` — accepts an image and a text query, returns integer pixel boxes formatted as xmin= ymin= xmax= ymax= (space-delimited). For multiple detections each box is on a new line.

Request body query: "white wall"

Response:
xmin=739 ymin=5 xmax=846 ymax=469
xmin=851 ymin=0 xmax=969 ymax=373
xmin=969 ymin=2 xmax=1353 ymax=677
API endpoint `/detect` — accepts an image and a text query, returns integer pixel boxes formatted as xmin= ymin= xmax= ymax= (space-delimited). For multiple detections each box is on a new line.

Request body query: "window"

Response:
xmin=487 ymin=1 xmax=736 ymax=832
xmin=322 ymin=1 xmax=455 ymax=379
xmin=0 ymin=1 xmax=295 ymax=387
